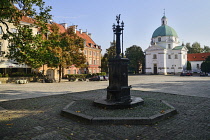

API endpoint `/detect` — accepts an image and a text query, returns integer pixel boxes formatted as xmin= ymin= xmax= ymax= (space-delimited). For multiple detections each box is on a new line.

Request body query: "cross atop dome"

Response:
xmin=161 ymin=9 xmax=167 ymax=25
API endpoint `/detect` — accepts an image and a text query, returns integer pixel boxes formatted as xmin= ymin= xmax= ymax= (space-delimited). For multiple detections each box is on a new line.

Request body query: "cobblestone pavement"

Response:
xmin=0 ymin=75 xmax=210 ymax=140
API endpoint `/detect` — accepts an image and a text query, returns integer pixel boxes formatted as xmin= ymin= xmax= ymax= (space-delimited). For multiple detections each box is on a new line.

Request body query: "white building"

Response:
xmin=187 ymin=53 xmax=210 ymax=73
xmin=145 ymin=15 xmax=188 ymax=75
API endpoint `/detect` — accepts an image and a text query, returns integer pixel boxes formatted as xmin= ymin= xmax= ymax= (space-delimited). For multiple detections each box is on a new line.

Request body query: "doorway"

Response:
xmin=153 ymin=64 xmax=157 ymax=74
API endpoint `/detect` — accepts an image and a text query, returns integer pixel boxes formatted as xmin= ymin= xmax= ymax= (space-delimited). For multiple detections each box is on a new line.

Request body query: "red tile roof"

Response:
xmin=52 ymin=23 xmax=66 ymax=33
xmin=187 ymin=53 xmax=210 ymax=61
xmin=76 ymin=31 xmax=96 ymax=48
xmin=20 ymin=16 xmax=35 ymax=24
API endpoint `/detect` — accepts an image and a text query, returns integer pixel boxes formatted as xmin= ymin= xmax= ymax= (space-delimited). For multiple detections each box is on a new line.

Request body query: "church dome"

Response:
xmin=152 ymin=25 xmax=178 ymax=38
xmin=152 ymin=16 xmax=178 ymax=38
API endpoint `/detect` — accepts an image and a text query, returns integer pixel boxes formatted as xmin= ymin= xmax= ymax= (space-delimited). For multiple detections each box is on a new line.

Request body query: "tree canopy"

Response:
xmin=125 ymin=45 xmax=145 ymax=74
xmin=101 ymin=42 xmax=116 ymax=73
xmin=46 ymin=24 xmax=86 ymax=82
xmin=1 ymin=1 xmax=86 ymax=82
xmin=201 ymin=56 xmax=210 ymax=73
xmin=186 ymin=61 xmax=192 ymax=71
xmin=186 ymin=42 xmax=210 ymax=54
xmin=1 ymin=0 xmax=52 ymax=68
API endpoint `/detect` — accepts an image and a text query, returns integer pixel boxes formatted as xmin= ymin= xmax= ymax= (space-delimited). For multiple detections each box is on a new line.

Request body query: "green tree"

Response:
xmin=191 ymin=42 xmax=203 ymax=53
xmin=1 ymin=0 xmax=52 ymax=69
xmin=101 ymin=41 xmax=116 ymax=73
xmin=101 ymin=53 xmax=108 ymax=73
xmin=201 ymin=56 xmax=210 ymax=73
xmin=47 ymin=24 xmax=86 ymax=82
xmin=203 ymin=46 xmax=210 ymax=53
xmin=106 ymin=41 xmax=116 ymax=59
xmin=125 ymin=45 xmax=145 ymax=74
xmin=186 ymin=43 xmax=192 ymax=53
xmin=186 ymin=61 xmax=192 ymax=71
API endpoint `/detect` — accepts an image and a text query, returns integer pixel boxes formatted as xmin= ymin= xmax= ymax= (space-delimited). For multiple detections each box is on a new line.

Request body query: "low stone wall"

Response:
xmin=0 ymin=77 xmax=34 ymax=84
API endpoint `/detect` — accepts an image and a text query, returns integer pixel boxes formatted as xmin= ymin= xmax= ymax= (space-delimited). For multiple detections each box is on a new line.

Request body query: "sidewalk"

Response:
xmin=1 ymin=75 xmax=210 ymax=102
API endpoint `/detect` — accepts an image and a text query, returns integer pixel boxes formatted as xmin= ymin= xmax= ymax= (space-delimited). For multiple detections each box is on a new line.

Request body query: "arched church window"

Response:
xmin=153 ymin=54 xmax=157 ymax=59
xmin=158 ymin=37 xmax=161 ymax=42
xmin=168 ymin=44 xmax=171 ymax=49
xmin=175 ymin=54 xmax=178 ymax=59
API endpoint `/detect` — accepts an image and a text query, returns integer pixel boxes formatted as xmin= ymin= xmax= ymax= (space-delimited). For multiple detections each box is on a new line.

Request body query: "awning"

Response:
xmin=0 ymin=61 xmax=30 ymax=68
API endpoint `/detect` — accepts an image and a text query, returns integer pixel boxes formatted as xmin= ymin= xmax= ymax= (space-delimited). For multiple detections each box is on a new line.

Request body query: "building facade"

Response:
xmin=187 ymin=53 xmax=210 ymax=73
xmin=145 ymin=15 xmax=188 ymax=75
xmin=0 ymin=17 xmax=101 ymax=81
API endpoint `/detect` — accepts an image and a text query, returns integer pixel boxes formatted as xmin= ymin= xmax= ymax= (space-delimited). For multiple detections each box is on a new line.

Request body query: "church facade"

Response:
xmin=145 ymin=15 xmax=188 ymax=75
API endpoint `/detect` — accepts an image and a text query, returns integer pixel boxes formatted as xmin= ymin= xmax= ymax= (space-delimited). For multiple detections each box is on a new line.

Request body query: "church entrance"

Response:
xmin=153 ymin=64 xmax=157 ymax=74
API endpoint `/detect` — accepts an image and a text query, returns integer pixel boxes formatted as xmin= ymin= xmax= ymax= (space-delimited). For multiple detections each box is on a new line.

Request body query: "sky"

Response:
xmin=43 ymin=0 xmax=210 ymax=54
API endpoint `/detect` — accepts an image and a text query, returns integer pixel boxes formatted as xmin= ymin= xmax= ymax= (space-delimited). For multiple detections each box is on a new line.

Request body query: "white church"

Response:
xmin=145 ymin=15 xmax=188 ymax=75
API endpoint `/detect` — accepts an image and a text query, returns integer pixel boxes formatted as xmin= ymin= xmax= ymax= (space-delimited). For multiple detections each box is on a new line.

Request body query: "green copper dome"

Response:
xmin=152 ymin=25 xmax=178 ymax=38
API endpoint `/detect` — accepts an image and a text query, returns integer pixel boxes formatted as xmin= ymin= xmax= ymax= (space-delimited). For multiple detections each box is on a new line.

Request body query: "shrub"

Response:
xmin=66 ymin=74 xmax=88 ymax=81
xmin=0 ymin=73 xmax=2 ymax=77
xmin=11 ymin=72 xmax=34 ymax=77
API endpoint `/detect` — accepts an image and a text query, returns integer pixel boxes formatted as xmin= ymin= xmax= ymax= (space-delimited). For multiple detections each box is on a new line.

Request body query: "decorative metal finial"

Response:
xmin=116 ymin=14 xmax=121 ymax=25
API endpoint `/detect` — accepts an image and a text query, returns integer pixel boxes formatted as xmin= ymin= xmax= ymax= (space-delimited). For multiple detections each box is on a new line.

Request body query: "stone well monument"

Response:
xmin=94 ymin=15 xmax=144 ymax=109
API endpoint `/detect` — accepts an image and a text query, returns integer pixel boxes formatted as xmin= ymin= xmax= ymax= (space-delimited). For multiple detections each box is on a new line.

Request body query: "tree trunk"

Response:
xmin=58 ymin=64 xmax=62 ymax=83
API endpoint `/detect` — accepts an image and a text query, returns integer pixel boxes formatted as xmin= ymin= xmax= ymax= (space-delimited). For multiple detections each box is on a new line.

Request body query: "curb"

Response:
xmin=61 ymin=100 xmax=177 ymax=125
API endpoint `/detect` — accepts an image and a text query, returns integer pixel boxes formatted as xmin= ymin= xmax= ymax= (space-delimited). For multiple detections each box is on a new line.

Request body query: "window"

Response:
xmin=168 ymin=44 xmax=171 ymax=49
xmin=89 ymin=51 xmax=92 ymax=55
xmin=84 ymin=50 xmax=87 ymax=55
xmin=0 ymin=42 xmax=2 ymax=51
xmin=11 ymin=28 xmax=17 ymax=33
xmin=175 ymin=54 xmax=178 ymax=59
xmin=168 ymin=55 xmax=171 ymax=59
xmin=158 ymin=37 xmax=161 ymax=42
xmin=93 ymin=60 xmax=96 ymax=64
xmin=183 ymin=54 xmax=185 ymax=59
xmin=74 ymin=70 xmax=76 ymax=74
xmin=153 ymin=54 xmax=157 ymax=59
xmin=93 ymin=52 xmax=96 ymax=56
xmin=197 ymin=64 xmax=199 ymax=69
xmin=89 ymin=58 xmax=92 ymax=64
xmin=67 ymin=70 xmax=70 ymax=74
xmin=0 ymin=26 xmax=2 ymax=34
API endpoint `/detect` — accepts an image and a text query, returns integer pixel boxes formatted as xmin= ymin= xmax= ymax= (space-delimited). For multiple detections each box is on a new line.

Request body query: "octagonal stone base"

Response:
xmin=93 ymin=96 xmax=144 ymax=109
xmin=61 ymin=99 xmax=177 ymax=125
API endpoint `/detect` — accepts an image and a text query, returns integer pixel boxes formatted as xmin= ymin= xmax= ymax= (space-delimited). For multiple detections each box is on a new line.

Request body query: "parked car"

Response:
xmin=89 ymin=75 xmax=108 ymax=81
xmin=89 ymin=76 xmax=100 ymax=81
xmin=180 ymin=71 xmax=193 ymax=76
xmin=200 ymin=72 xmax=210 ymax=76
xmin=99 ymin=76 xmax=108 ymax=81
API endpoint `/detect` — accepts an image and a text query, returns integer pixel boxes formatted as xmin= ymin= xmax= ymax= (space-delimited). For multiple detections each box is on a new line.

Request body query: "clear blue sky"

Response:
xmin=44 ymin=0 xmax=210 ymax=54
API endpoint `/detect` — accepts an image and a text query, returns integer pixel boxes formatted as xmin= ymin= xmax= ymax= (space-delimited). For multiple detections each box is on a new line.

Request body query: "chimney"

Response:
xmin=73 ymin=25 xmax=77 ymax=34
xmin=88 ymin=33 xmax=92 ymax=38
xmin=60 ymin=23 xmax=67 ymax=29
xmin=79 ymin=29 xmax=82 ymax=34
